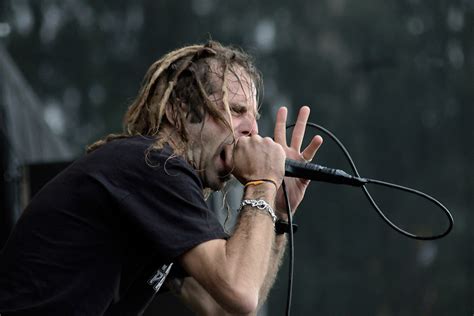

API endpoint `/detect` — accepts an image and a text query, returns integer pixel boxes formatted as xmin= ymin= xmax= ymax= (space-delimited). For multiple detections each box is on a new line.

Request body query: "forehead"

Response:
xmin=209 ymin=62 xmax=258 ymax=113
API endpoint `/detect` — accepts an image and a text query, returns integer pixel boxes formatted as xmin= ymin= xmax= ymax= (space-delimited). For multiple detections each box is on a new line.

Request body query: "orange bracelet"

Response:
xmin=244 ymin=179 xmax=278 ymax=190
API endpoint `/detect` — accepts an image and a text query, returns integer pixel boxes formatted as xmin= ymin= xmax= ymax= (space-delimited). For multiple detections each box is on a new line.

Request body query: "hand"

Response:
xmin=273 ymin=106 xmax=323 ymax=220
xmin=231 ymin=134 xmax=286 ymax=187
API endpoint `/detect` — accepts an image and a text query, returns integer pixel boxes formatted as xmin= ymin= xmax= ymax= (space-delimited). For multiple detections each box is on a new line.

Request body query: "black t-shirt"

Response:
xmin=0 ymin=136 xmax=227 ymax=315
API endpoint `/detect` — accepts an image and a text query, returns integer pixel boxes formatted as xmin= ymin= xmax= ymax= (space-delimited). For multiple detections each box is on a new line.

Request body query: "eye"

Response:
xmin=230 ymin=105 xmax=246 ymax=116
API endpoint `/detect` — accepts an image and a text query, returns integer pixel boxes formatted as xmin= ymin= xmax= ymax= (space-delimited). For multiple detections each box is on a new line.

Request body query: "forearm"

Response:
xmin=179 ymin=182 xmax=278 ymax=313
xmin=257 ymin=233 xmax=287 ymax=308
xmin=223 ymin=183 xmax=277 ymax=300
xmin=223 ymin=183 xmax=288 ymax=310
xmin=179 ymin=234 xmax=286 ymax=314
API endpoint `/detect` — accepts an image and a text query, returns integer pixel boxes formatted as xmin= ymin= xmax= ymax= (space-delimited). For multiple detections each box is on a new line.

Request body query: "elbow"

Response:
xmin=231 ymin=287 xmax=259 ymax=314
xmin=219 ymin=284 xmax=259 ymax=314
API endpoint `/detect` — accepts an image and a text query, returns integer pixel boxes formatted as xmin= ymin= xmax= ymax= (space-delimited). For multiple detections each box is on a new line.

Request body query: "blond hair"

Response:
xmin=87 ymin=41 xmax=262 ymax=155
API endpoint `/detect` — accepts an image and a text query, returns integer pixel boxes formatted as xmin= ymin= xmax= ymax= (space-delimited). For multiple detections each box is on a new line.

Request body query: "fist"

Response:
xmin=231 ymin=135 xmax=286 ymax=186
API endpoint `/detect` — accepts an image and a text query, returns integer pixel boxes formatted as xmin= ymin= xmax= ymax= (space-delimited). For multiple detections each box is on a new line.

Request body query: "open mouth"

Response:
xmin=220 ymin=147 xmax=226 ymax=162
xmin=218 ymin=146 xmax=233 ymax=180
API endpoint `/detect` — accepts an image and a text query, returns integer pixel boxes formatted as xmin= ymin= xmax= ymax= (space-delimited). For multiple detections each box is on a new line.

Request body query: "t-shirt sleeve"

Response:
xmin=91 ymin=143 xmax=228 ymax=262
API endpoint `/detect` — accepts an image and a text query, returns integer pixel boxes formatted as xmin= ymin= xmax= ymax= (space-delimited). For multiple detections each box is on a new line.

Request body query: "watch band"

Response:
xmin=275 ymin=219 xmax=299 ymax=235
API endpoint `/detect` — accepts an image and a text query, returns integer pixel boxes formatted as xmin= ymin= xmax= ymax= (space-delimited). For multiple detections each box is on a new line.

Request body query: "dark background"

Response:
xmin=1 ymin=0 xmax=472 ymax=315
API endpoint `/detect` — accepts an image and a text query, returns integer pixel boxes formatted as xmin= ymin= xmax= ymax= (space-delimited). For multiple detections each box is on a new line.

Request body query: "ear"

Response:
xmin=164 ymin=101 xmax=193 ymax=131
xmin=164 ymin=100 xmax=187 ymax=125
xmin=164 ymin=102 xmax=176 ymax=125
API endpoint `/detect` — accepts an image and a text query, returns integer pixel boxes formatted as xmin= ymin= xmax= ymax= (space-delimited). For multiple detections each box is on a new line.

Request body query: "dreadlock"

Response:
xmin=87 ymin=41 xmax=262 ymax=156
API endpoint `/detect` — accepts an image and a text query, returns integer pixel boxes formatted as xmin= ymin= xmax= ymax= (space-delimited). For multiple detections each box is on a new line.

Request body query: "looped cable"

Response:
xmin=286 ymin=122 xmax=453 ymax=240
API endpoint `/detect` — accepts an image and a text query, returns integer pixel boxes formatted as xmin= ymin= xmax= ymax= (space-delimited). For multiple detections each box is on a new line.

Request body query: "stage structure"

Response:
xmin=0 ymin=43 xmax=73 ymax=247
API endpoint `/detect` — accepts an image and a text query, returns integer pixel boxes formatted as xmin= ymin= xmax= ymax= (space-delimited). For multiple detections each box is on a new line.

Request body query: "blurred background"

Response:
xmin=0 ymin=0 xmax=472 ymax=315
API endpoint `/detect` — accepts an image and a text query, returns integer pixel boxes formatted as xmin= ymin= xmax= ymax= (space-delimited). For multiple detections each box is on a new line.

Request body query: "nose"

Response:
xmin=236 ymin=114 xmax=258 ymax=137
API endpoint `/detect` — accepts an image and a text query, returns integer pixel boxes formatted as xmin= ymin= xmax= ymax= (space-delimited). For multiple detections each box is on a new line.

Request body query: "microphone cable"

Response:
xmin=281 ymin=179 xmax=293 ymax=316
xmin=281 ymin=121 xmax=454 ymax=316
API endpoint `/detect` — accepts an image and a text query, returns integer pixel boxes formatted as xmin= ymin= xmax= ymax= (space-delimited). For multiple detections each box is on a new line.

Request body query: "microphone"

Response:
xmin=285 ymin=159 xmax=368 ymax=187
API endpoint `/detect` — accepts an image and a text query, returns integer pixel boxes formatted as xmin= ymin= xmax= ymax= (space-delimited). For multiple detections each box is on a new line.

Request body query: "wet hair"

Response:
xmin=87 ymin=40 xmax=262 ymax=155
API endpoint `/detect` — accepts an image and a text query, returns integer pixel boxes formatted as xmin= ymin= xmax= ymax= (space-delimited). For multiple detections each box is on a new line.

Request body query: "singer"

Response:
xmin=0 ymin=41 xmax=322 ymax=315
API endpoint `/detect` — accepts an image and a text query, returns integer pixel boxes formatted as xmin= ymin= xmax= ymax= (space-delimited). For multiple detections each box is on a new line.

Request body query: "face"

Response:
xmin=187 ymin=65 xmax=259 ymax=190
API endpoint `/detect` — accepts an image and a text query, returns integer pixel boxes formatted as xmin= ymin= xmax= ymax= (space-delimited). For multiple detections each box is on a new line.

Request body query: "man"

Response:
xmin=0 ymin=41 xmax=322 ymax=315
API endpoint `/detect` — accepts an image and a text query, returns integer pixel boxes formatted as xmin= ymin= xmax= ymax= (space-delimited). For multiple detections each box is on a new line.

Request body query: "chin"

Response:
xmin=207 ymin=178 xmax=229 ymax=192
xmin=202 ymin=177 xmax=223 ymax=192
xmin=203 ymin=172 xmax=231 ymax=192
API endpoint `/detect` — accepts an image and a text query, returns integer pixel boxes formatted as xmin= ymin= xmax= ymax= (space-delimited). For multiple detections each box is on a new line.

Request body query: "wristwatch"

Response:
xmin=275 ymin=219 xmax=298 ymax=235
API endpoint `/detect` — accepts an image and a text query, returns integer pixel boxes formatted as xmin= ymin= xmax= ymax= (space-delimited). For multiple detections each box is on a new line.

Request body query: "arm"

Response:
xmin=256 ymin=233 xmax=287 ymax=308
xmin=171 ymin=227 xmax=287 ymax=315
xmin=168 ymin=238 xmax=286 ymax=315
xmin=179 ymin=135 xmax=284 ymax=314
xmin=178 ymin=106 xmax=322 ymax=314
xmin=166 ymin=276 xmax=257 ymax=316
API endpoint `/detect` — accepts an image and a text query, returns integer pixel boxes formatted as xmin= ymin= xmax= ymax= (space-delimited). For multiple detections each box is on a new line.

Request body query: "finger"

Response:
xmin=290 ymin=106 xmax=310 ymax=151
xmin=274 ymin=106 xmax=288 ymax=146
xmin=301 ymin=135 xmax=323 ymax=161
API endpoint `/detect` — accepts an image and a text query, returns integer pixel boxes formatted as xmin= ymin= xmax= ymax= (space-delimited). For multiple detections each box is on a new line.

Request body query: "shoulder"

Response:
xmin=84 ymin=136 xmax=203 ymax=191
xmin=87 ymin=136 xmax=190 ymax=172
